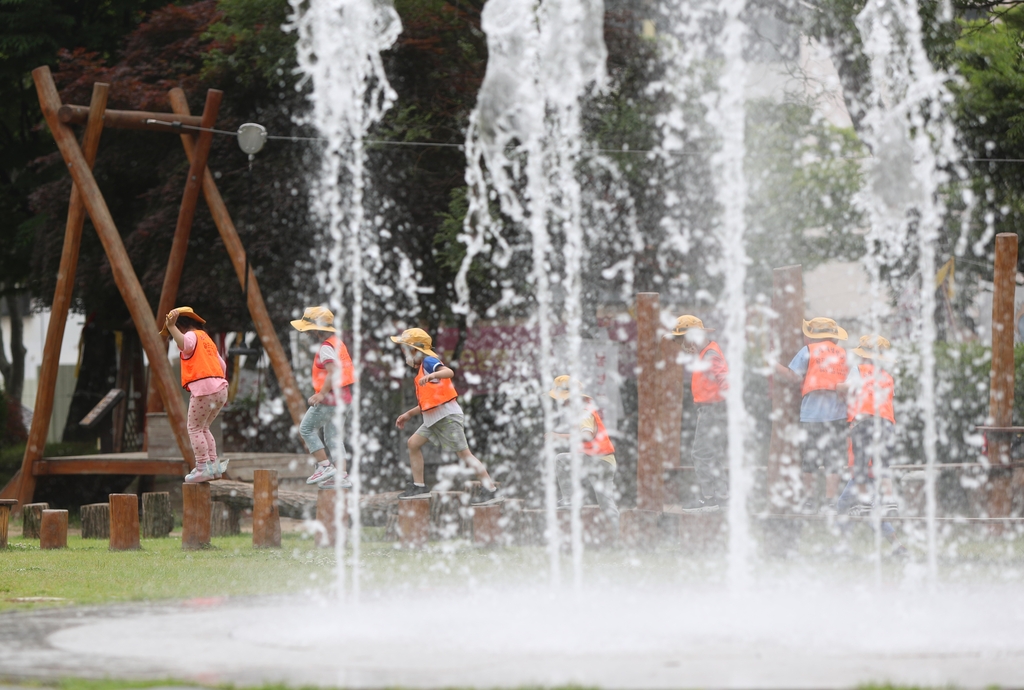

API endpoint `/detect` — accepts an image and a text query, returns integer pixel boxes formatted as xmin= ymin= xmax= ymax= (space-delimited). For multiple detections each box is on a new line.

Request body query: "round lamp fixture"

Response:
xmin=237 ymin=123 xmax=268 ymax=156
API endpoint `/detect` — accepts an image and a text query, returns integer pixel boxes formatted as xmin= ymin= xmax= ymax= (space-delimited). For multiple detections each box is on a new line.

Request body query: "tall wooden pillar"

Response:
xmin=767 ymin=265 xmax=804 ymax=512
xmin=636 ymin=292 xmax=664 ymax=510
xmin=988 ymin=234 xmax=1017 ymax=517
xmin=13 ymin=82 xmax=109 ymax=507
xmin=657 ymin=333 xmax=685 ymax=488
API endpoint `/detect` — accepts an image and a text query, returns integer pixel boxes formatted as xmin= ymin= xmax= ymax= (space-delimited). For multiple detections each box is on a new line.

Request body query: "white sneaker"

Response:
xmin=318 ymin=473 xmax=353 ymax=490
xmin=209 ymin=458 xmax=228 ymax=479
xmin=184 ymin=462 xmax=216 ymax=484
xmin=307 ymin=463 xmax=337 ymax=485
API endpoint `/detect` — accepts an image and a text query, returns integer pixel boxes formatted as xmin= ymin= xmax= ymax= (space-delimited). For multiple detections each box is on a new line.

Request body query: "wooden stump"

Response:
xmin=471 ymin=503 xmax=503 ymax=546
xmin=0 ymin=499 xmax=17 ymax=548
xmin=517 ymin=509 xmax=547 ymax=546
xmin=22 ymin=502 xmax=49 ymax=539
xmin=39 ymin=509 xmax=68 ymax=549
xmin=109 ymin=493 xmax=140 ymax=551
xmin=398 ymin=497 xmax=430 ymax=548
xmin=253 ymin=468 xmax=281 ymax=548
xmin=429 ymin=491 xmax=468 ymax=540
xmin=182 ymin=482 xmax=211 ymax=550
xmin=211 ymin=501 xmax=240 ymax=536
xmin=557 ymin=506 xmax=615 ymax=547
xmin=80 ymin=503 xmax=110 ymax=539
xmin=619 ymin=508 xmax=661 ymax=549
xmin=316 ymin=489 xmax=350 ymax=548
xmin=142 ymin=492 xmax=173 ymax=538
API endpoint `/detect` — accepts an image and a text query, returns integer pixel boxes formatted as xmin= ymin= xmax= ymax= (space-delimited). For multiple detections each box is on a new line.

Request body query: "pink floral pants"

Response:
xmin=187 ymin=388 xmax=228 ymax=464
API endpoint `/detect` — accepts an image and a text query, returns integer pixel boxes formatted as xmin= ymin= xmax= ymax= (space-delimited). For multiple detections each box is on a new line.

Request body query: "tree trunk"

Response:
xmin=80 ymin=502 xmax=110 ymax=539
xmin=22 ymin=502 xmax=48 ymax=539
xmin=63 ymin=319 xmax=117 ymax=444
xmin=6 ymin=294 xmax=26 ymax=406
xmin=142 ymin=491 xmax=173 ymax=538
xmin=211 ymin=501 xmax=240 ymax=536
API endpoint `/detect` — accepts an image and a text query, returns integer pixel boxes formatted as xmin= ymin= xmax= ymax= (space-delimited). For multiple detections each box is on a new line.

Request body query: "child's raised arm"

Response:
xmin=164 ymin=309 xmax=186 ymax=351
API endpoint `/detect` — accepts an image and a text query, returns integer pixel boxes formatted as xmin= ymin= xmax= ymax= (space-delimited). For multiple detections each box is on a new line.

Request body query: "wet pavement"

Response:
xmin=2 ymin=585 xmax=1024 ymax=688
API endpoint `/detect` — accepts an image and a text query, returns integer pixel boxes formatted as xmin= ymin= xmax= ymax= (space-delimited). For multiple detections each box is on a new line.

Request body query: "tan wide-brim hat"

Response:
xmin=159 ymin=306 xmax=205 ymax=337
xmin=802 ymin=317 xmax=848 ymax=341
xmin=290 ymin=306 xmax=336 ymax=333
xmin=390 ymin=327 xmax=439 ymax=358
xmin=852 ymin=334 xmax=893 ymax=361
xmin=672 ymin=315 xmax=715 ymax=337
xmin=548 ymin=375 xmax=591 ymax=400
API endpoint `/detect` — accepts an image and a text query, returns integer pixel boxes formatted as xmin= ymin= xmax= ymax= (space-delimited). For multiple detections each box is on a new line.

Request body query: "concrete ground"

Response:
xmin=2 ymin=581 xmax=1024 ymax=689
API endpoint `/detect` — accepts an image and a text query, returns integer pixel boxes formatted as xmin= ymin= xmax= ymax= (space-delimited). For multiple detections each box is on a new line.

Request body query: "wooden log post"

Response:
xmin=31 ymin=67 xmax=194 ymax=470
xmin=315 ymin=489 xmax=351 ymax=548
xmin=253 ymin=469 xmax=281 ymax=548
xmin=767 ymin=265 xmax=805 ymax=513
xmin=167 ymin=90 xmax=305 ymax=428
xmin=636 ymin=292 xmax=665 ymax=511
xmin=39 ymin=510 xmax=68 ymax=549
xmin=109 ymin=494 xmax=141 ymax=551
xmin=212 ymin=501 xmax=241 ymax=536
xmin=398 ymin=497 xmax=430 ymax=548
xmin=22 ymin=502 xmax=48 ymax=539
xmin=471 ymin=504 xmax=503 ymax=546
xmin=148 ymin=88 xmax=223 ymax=416
xmin=0 ymin=499 xmax=17 ymax=548
xmin=80 ymin=503 xmax=110 ymax=539
xmin=16 ymin=82 xmax=109 ymax=507
xmin=988 ymin=234 xmax=1018 ymax=518
xmin=142 ymin=492 xmax=173 ymax=538
xmin=657 ymin=333 xmax=685 ymax=503
xmin=429 ymin=491 xmax=467 ymax=540
xmin=58 ymin=104 xmax=203 ymax=130
xmin=182 ymin=482 xmax=212 ymax=550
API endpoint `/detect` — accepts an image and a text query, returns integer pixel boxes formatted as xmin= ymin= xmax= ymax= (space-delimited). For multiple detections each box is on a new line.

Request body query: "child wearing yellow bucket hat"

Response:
xmin=834 ymin=334 xmax=907 ymax=557
xmin=161 ymin=307 xmax=228 ymax=483
xmin=290 ymin=306 xmax=356 ymax=489
xmin=672 ymin=316 xmax=730 ymax=513
xmin=390 ymin=328 xmax=500 ymax=505
xmin=547 ymin=375 xmax=619 ymax=533
xmin=774 ymin=317 xmax=850 ymax=513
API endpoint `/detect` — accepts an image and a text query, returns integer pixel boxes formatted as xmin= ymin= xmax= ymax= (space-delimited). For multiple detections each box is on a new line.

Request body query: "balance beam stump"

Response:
xmin=80 ymin=502 xmax=110 ymax=539
xmin=142 ymin=491 xmax=173 ymax=538
xmin=109 ymin=493 xmax=140 ymax=551
xmin=557 ymin=506 xmax=615 ymax=547
xmin=316 ymin=488 xmax=350 ymax=548
xmin=471 ymin=502 xmax=503 ymax=546
xmin=39 ymin=509 xmax=68 ymax=549
xmin=212 ymin=501 xmax=240 ymax=536
xmin=22 ymin=502 xmax=48 ymax=539
xmin=398 ymin=497 xmax=430 ymax=548
xmin=620 ymin=508 xmax=661 ymax=549
xmin=182 ymin=482 xmax=211 ymax=550
xmin=429 ymin=491 xmax=468 ymax=540
xmin=0 ymin=499 xmax=17 ymax=548
xmin=253 ymin=469 xmax=281 ymax=548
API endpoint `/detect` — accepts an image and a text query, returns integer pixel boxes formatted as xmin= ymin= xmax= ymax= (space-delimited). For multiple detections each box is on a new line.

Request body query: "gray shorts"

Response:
xmin=414 ymin=414 xmax=469 ymax=453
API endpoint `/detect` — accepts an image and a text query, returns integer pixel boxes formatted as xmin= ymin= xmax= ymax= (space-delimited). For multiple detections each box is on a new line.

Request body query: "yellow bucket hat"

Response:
xmin=852 ymin=334 xmax=892 ymax=361
xmin=672 ymin=315 xmax=715 ymax=337
xmin=390 ymin=327 xmax=439 ymax=358
xmin=159 ymin=306 xmax=205 ymax=337
xmin=802 ymin=317 xmax=848 ymax=341
xmin=290 ymin=306 xmax=336 ymax=333
xmin=548 ymin=375 xmax=590 ymax=400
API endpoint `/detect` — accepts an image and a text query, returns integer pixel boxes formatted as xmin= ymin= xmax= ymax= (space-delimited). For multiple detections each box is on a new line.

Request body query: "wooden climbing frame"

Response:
xmin=1 ymin=66 xmax=306 ymax=507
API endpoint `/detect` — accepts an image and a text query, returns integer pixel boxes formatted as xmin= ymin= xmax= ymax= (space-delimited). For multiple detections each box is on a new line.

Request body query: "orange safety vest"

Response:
xmin=692 ymin=341 xmax=727 ymax=404
xmin=181 ymin=330 xmax=224 ymax=389
xmin=847 ymin=363 xmax=895 ymax=424
xmin=801 ymin=341 xmax=848 ymax=396
xmin=415 ymin=362 xmax=458 ymax=411
xmin=312 ymin=336 xmax=355 ymax=393
xmin=581 ymin=405 xmax=615 ymax=456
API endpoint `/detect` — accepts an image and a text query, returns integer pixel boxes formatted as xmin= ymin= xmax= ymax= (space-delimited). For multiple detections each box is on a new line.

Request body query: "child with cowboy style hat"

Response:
xmin=672 ymin=316 xmax=730 ymax=513
xmin=834 ymin=334 xmax=907 ymax=557
xmin=547 ymin=375 xmax=620 ymax=534
xmin=774 ymin=316 xmax=850 ymax=513
xmin=161 ymin=307 xmax=228 ymax=483
xmin=390 ymin=328 xmax=500 ymax=505
xmin=291 ymin=306 xmax=356 ymax=489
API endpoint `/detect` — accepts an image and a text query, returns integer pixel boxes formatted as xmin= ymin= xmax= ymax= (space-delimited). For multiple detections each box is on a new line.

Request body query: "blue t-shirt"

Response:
xmin=422 ymin=356 xmax=444 ymax=375
xmin=788 ymin=346 xmax=847 ymax=423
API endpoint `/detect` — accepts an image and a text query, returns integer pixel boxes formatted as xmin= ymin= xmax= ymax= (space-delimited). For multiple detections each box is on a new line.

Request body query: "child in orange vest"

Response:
xmin=162 ymin=307 xmax=228 ymax=484
xmin=774 ymin=317 xmax=849 ymax=513
xmin=291 ymin=307 xmax=355 ymax=489
xmin=835 ymin=335 xmax=907 ymax=556
xmin=390 ymin=328 xmax=500 ymax=505
xmin=673 ymin=316 xmax=730 ymax=513
xmin=547 ymin=375 xmax=620 ymax=533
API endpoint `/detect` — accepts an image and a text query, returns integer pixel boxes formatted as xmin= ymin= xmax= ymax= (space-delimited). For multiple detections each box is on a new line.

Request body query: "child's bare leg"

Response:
xmin=456 ymin=448 xmax=496 ymax=491
xmin=408 ymin=433 xmax=429 ymax=484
